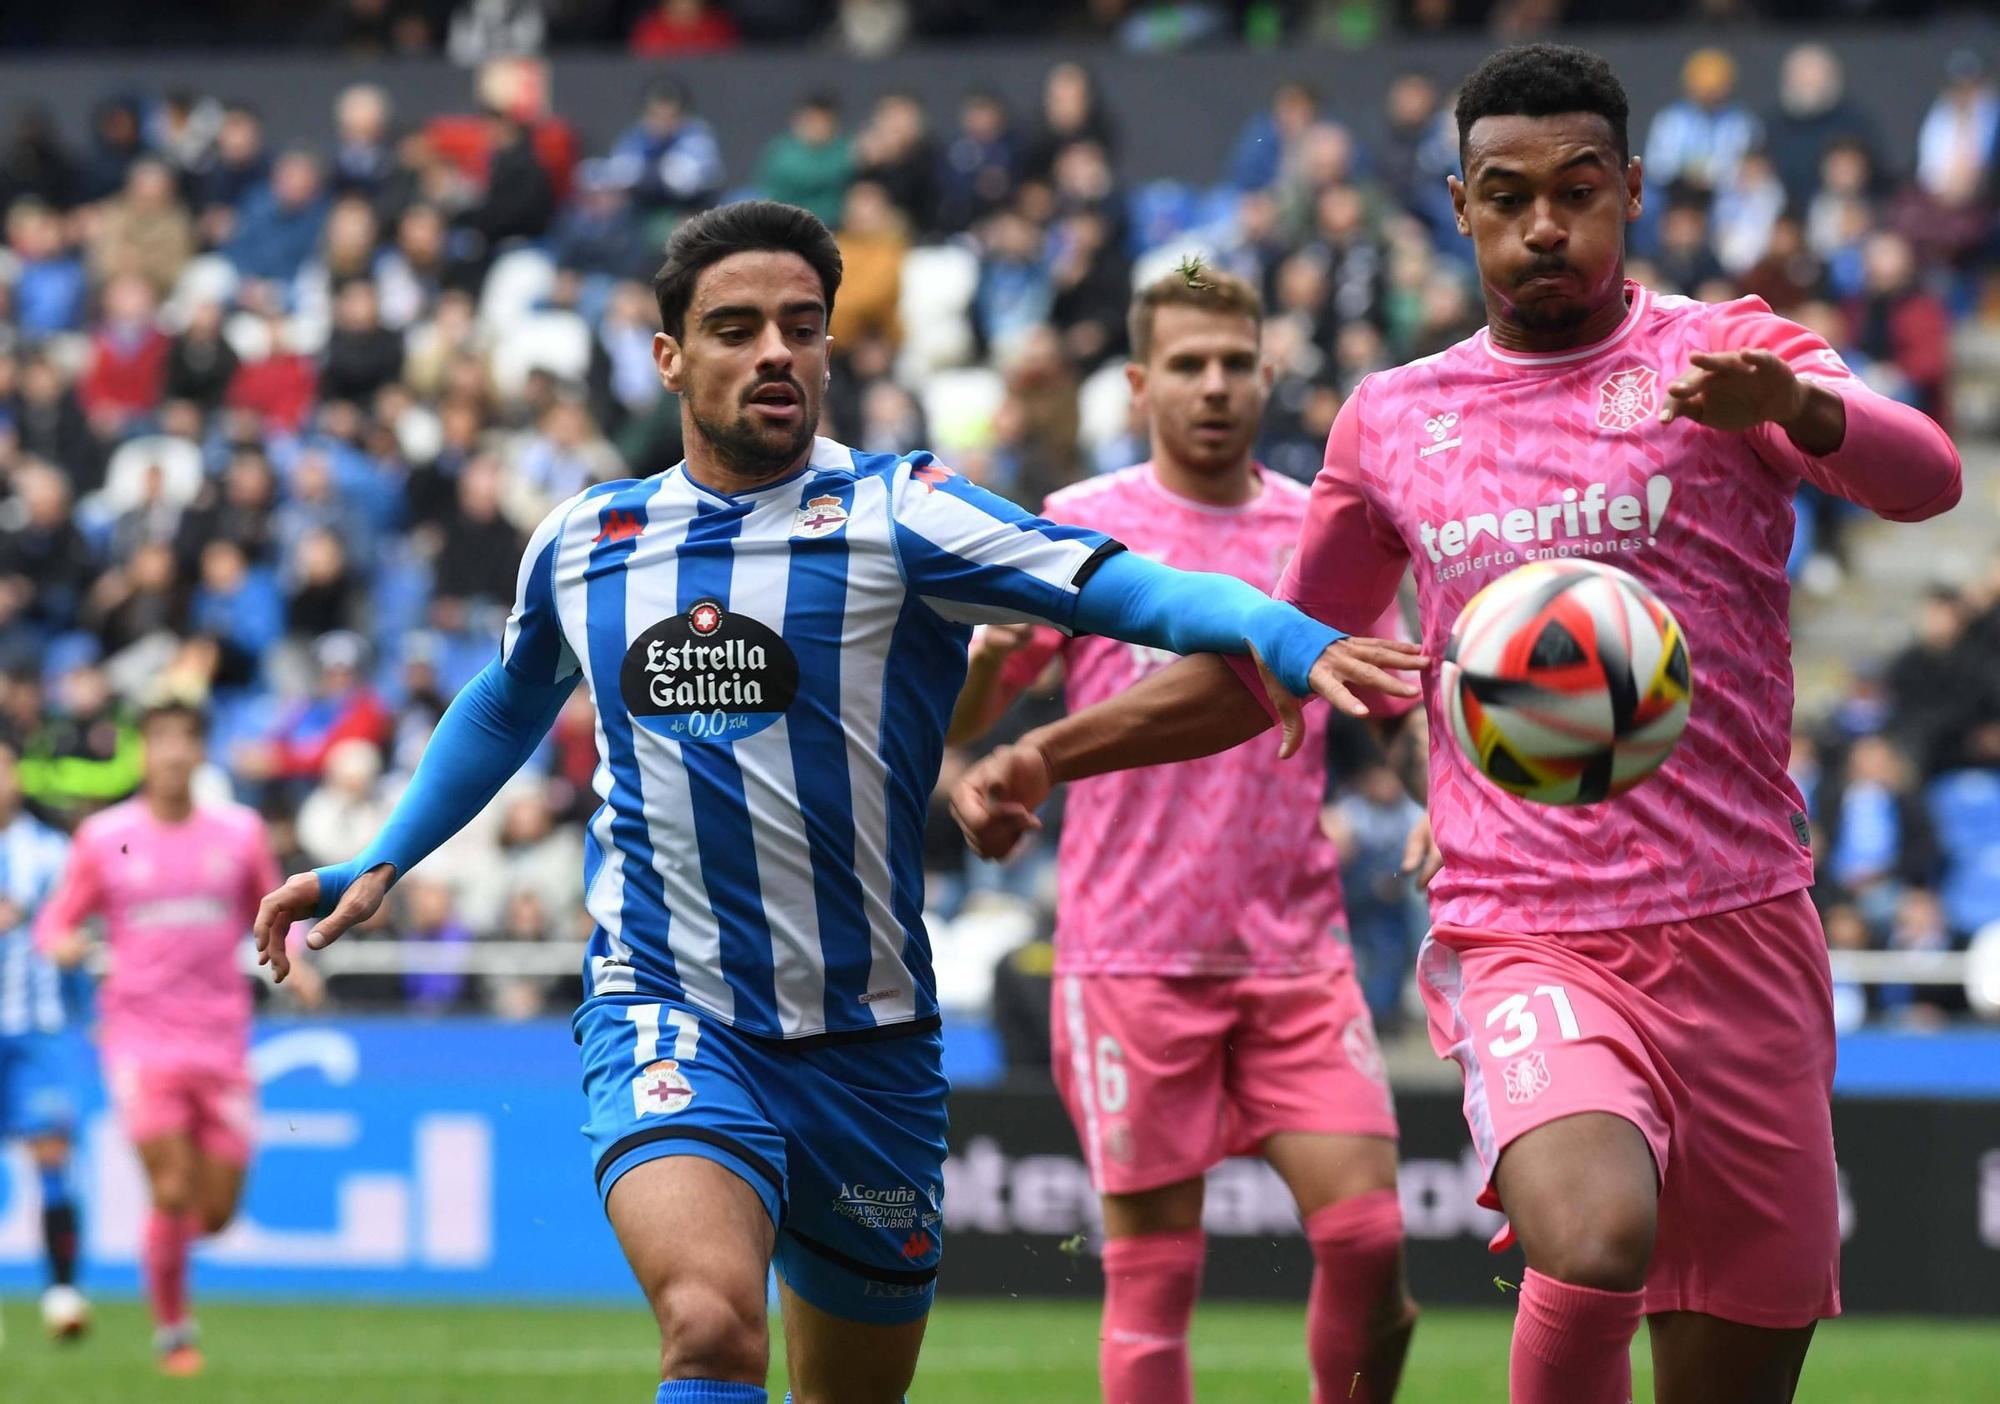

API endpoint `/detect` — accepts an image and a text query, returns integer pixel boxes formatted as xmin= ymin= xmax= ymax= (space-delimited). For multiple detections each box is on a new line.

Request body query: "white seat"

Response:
xmin=1077 ymin=359 xmax=1138 ymax=461
xmin=97 ymin=434 xmax=206 ymax=516
xmin=917 ymin=365 xmax=1006 ymax=459
xmin=489 ymin=310 xmax=592 ymax=397
xmin=478 ymin=246 xmax=559 ymax=337
xmin=895 ymin=242 xmax=981 ymax=380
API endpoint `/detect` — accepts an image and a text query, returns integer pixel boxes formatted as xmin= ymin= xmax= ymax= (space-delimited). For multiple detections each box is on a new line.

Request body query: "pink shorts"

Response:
xmin=1050 ymin=968 xmax=1398 ymax=1196
xmin=106 ymin=1059 xmax=257 ymax=1166
xmin=1417 ymin=887 xmax=1839 ymax=1328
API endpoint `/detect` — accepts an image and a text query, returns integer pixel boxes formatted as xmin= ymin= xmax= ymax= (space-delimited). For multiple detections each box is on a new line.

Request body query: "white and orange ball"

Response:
xmin=1442 ymin=560 xmax=1692 ymax=806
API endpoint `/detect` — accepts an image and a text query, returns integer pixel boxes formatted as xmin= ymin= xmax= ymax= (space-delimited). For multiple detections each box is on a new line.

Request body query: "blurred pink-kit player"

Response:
xmin=949 ymin=269 xmax=1423 ymax=1404
xmin=36 ymin=698 xmax=321 ymax=1377
xmin=954 ymin=46 xmax=1960 ymax=1404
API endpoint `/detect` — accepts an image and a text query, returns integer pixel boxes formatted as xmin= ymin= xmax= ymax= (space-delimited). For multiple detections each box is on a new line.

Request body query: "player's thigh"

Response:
xmin=1050 ymin=973 xmax=1233 ymax=1194
xmin=1261 ymin=1132 xmax=1399 ymax=1220
xmin=188 ymin=1068 xmax=258 ymax=1174
xmin=1225 ymin=969 xmax=1399 ymax=1181
xmin=610 ymin=1155 xmax=775 ymax=1382
xmin=4 ymin=1034 xmax=79 ymax=1149
xmin=1648 ymin=1313 xmax=1816 ymax=1404
xmin=779 ymin=1279 xmax=927 ymax=1404
xmin=134 ymin=1133 xmax=199 ymax=1209
xmin=769 ymin=1028 xmax=947 ymax=1335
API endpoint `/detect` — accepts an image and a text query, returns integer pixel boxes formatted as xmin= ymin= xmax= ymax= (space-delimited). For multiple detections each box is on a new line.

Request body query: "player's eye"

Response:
xmin=1489 ymin=192 xmax=1522 ymax=210
xmin=1569 ymin=185 xmax=1597 ymax=202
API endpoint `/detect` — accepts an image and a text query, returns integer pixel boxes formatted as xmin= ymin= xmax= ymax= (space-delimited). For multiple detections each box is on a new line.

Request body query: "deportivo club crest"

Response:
xmin=1597 ymin=366 xmax=1657 ymax=432
xmin=633 ymin=1059 xmax=694 ymax=1117
xmin=792 ymin=493 xmax=850 ymax=540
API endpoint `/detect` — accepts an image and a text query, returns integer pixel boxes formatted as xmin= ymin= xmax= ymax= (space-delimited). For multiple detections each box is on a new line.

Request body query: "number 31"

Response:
xmin=1485 ymin=985 xmax=1581 ymax=1059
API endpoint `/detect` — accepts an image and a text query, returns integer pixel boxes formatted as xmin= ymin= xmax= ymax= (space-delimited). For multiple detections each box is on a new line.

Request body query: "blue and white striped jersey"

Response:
xmin=0 ymin=813 xmax=72 ymax=1037
xmin=504 ymin=439 xmax=1118 ymax=1042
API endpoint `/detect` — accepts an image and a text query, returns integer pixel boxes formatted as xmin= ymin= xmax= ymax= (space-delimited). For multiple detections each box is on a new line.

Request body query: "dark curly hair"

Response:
xmin=1454 ymin=43 xmax=1630 ymax=167
xmin=652 ymin=199 xmax=843 ymax=339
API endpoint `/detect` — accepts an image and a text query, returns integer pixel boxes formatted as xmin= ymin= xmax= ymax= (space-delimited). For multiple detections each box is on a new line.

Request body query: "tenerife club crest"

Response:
xmin=621 ymin=599 xmax=800 ymax=744
xmin=1597 ymin=366 xmax=1657 ymax=432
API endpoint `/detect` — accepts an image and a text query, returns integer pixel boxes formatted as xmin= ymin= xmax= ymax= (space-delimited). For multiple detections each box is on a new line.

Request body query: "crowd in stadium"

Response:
xmin=0 ymin=33 xmax=1990 ymax=1027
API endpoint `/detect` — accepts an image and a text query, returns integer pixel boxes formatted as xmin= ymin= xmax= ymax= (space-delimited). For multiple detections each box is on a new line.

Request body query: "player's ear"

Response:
xmin=1447 ymin=174 xmax=1469 ymax=237
xmin=1625 ymin=155 xmax=1644 ymax=223
xmin=1124 ymin=359 xmax=1147 ymax=407
xmin=654 ymin=331 xmax=683 ymax=394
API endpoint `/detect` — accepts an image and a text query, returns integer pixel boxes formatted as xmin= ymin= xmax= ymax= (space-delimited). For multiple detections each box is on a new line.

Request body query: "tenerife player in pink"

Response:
xmin=37 ymin=700 xmax=322 ymax=1377
xmin=954 ymin=44 xmax=1961 ymax=1404
xmin=948 ymin=270 xmax=1419 ymax=1404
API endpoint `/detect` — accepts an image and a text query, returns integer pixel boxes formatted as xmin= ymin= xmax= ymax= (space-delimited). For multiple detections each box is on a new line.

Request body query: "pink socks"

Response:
xmin=1099 ymin=1228 xmax=1206 ymax=1404
xmin=1304 ymin=1189 xmax=1408 ymax=1404
xmin=143 ymin=1209 xmax=199 ymax=1330
xmin=1510 ymin=1267 xmax=1643 ymax=1404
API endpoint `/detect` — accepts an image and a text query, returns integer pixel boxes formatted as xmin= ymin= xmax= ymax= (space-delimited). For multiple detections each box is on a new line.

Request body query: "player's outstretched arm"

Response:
xmin=945 ymin=623 xmax=1050 ymax=746
xmin=254 ymin=656 xmax=577 ymax=981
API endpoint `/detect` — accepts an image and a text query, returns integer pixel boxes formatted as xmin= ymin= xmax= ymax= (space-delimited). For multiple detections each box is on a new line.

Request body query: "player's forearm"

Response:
xmin=945 ymin=646 xmax=1020 ymax=746
xmin=312 ymin=658 xmax=577 ymax=914
xmin=1024 ymin=653 xmax=1271 ymax=784
xmin=1789 ymin=384 xmax=1962 ymax=521
xmin=1071 ymin=550 xmax=1341 ymax=695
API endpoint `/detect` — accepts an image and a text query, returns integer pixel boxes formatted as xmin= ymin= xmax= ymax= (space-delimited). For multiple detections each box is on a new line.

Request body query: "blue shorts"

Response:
xmin=576 ymin=995 xmax=948 ymax=1325
xmin=0 ymin=1030 xmax=79 ymax=1140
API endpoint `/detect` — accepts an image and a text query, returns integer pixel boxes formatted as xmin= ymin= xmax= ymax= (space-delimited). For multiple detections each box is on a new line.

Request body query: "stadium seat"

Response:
xmin=894 ymin=243 xmax=980 ymax=380
xmin=478 ymin=246 xmax=559 ymax=336
xmin=1077 ymin=359 xmax=1137 ymax=461
xmin=1127 ymin=180 xmax=1198 ymax=257
xmin=93 ymin=433 xmax=206 ymax=517
xmin=1928 ymin=771 xmax=2000 ymax=933
xmin=489 ymin=309 xmax=592 ymax=397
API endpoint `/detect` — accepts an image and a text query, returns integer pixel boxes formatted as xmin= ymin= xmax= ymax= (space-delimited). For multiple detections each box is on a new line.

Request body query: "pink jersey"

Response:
xmin=1277 ymin=283 xmax=1960 ymax=932
xmin=1005 ymin=463 xmax=1404 ymax=977
xmin=35 ymin=799 xmax=280 ymax=1074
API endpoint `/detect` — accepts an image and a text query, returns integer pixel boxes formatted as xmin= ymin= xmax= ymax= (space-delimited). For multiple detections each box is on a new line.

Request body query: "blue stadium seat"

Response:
xmin=1928 ymin=770 xmax=2000 ymax=933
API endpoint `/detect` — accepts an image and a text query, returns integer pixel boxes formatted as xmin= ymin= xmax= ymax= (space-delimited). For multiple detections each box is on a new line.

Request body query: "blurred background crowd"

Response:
xmin=0 ymin=18 xmax=1992 ymax=1038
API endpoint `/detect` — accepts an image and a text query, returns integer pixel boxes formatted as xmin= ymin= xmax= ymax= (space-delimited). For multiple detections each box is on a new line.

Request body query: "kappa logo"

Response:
xmin=898 ymin=1230 xmax=931 ymax=1262
xmin=632 ymin=1059 xmax=694 ymax=1118
xmin=1419 ymin=411 xmax=1462 ymax=459
xmin=911 ymin=462 xmax=954 ymax=492
xmin=792 ymin=493 xmax=850 ymax=540
xmin=594 ymin=508 xmax=646 ymax=544
xmin=1597 ymin=366 xmax=1658 ymax=432
xmin=1502 ymin=1051 xmax=1552 ymax=1105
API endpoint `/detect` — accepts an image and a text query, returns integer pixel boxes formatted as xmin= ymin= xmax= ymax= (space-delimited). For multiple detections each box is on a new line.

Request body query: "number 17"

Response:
xmin=1485 ymin=984 xmax=1581 ymax=1059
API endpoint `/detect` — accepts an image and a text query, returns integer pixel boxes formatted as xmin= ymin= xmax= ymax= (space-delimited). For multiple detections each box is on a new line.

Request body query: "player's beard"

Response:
xmin=690 ymin=382 xmax=819 ymax=483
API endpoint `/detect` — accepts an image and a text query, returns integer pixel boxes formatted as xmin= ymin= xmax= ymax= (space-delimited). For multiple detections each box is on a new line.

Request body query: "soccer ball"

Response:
xmin=41 ymin=1283 xmax=89 ymax=1340
xmin=1442 ymin=559 xmax=1692 ymax=805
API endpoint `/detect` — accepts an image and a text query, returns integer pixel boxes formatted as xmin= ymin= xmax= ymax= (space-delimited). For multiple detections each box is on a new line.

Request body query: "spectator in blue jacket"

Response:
xmin=225 ymin=150 xmax=330 ymax=285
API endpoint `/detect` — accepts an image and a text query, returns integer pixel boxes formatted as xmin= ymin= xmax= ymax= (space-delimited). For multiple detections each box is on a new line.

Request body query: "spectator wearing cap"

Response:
xmin=755 ymin=94 xmax=854 ymax=230
xmin=234 ymin=628 xmax=392 ymax=794
xmin=605 ymin=78 xmax=724 ymax=237
xmin=1644 ymin=48 xmax=1761 ymax=195
xmin=628 ymin=0 xmax=739 ymax=55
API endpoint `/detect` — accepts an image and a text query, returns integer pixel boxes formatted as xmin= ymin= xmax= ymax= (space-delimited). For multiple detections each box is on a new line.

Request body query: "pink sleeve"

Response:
xmin=995 ymin=626 xmax=1066 ymax=694
xmin=33 ymin=828 xmax=102 ymax=953
xmin=1227 ymin=387 xmax=1416 ymax=717
xmin=1711 ymin=298 xmax=1962 ymax=522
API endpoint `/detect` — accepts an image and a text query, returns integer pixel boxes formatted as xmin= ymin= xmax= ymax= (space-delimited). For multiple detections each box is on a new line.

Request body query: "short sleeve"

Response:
xmin=890 ymin=456 xmax=1122 ymax=630
xmin=500 ymin=496 xmax=583 ymax=683
xmin=1279 ymin=385 xmax=1413 ymax=632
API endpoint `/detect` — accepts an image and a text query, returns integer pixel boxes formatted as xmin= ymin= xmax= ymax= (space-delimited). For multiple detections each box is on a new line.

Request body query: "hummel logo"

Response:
xmin=1420 ymin=412 xmax=1462 ymax=459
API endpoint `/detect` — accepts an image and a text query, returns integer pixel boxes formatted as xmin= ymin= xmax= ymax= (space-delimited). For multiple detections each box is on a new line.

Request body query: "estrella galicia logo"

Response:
xmin=621 ymin=600 xmax=799 ymax=743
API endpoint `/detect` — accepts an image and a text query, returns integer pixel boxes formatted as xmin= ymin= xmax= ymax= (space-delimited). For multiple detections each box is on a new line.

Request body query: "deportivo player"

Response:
xmin=0 ymin=737 xmax=89 ymax=1339
xmin=37 ymin=700 xmax=322 ymax=1376
xmin=249 ymin=200 xmax=1423 ymax=1404
xmin=953 ymin=45 xmax=1960 ymax=1404
xmin=947 ymin=269 xmax=1417 ymax=1404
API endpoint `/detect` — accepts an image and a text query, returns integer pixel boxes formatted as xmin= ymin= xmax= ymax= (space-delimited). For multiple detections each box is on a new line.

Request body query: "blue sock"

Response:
xmin=656 ymin=1383 xmax=766 ymax=1403
xmin=38 ymin=1162 xmax=71 ymax=1211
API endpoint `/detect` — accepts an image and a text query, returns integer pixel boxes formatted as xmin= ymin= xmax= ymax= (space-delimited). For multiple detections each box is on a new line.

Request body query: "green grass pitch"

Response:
xmin=0 ymin=1298 xmax=1989 ymax=1402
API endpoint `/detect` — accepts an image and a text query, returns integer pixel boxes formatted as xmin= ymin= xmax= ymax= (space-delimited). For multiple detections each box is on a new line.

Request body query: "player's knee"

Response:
xmin=198 ymin=1202 xmax=235 ymax=1236
xmin=652 ymin=1278 xmax=768 ymax=1383
xmin=1533 ymin=1204 xmax=1655 ymax=1291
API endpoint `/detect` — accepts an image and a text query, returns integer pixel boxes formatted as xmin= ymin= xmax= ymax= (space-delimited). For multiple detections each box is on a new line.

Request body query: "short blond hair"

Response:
xmin=1127 ymin=266 xmax=1264 ymax=364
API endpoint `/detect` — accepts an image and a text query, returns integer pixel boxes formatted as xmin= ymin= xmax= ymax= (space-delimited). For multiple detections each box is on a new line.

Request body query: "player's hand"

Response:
xmin=1660 ymin=349 xmax=1808 ymax=433
xmin=951 ymin=742 xmax=1054 ymax=860
xmin=1401 ymin=811 xmax=1444 ymax=888
xmin=45 ymin=931 xmax=91 ymax=969
xmin=254 ymin=865 xmax=395 ymax=983
xmin=1252 ymin=637 xmax=1430 ymax=760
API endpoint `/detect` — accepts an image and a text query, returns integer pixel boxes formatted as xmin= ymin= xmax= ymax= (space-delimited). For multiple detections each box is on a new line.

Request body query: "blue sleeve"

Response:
xmin=1071 ymin=549 xmax=1345 ymax=697
xmin=312 ymin=657 xmax=578 ymax=917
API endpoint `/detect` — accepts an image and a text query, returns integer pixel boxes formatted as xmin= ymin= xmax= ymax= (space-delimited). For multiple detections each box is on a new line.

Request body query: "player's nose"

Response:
xmin=752 ymin=321 xmax=794 ymax=369
xmin=1524 ymin=199 xmax=1568 ymax=252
